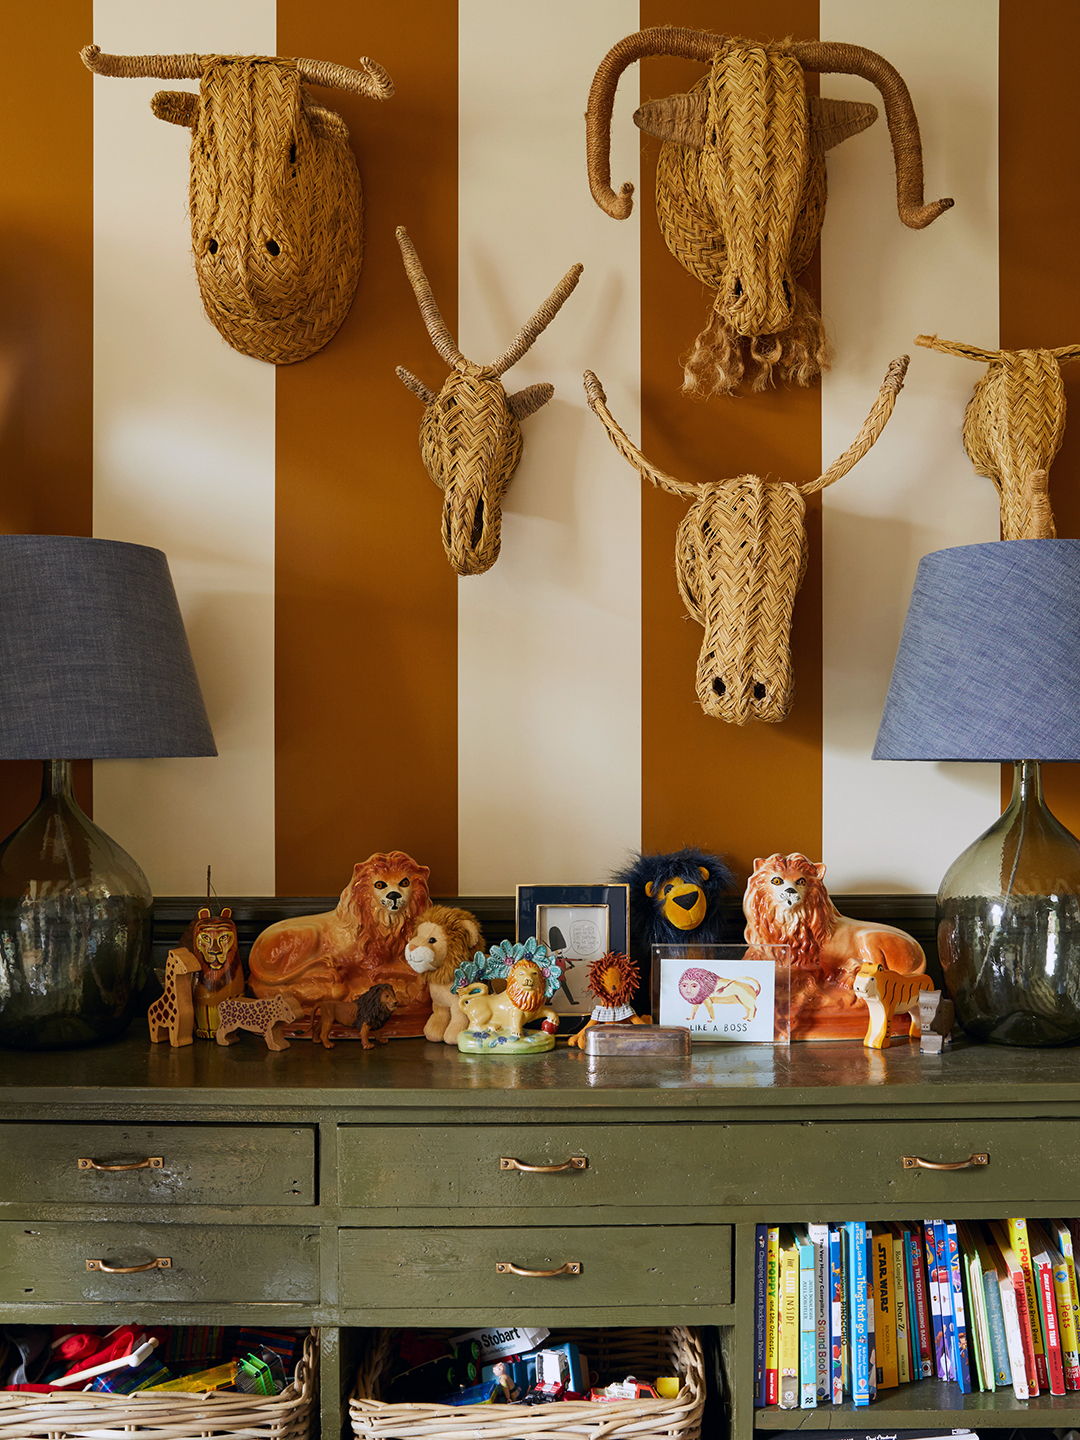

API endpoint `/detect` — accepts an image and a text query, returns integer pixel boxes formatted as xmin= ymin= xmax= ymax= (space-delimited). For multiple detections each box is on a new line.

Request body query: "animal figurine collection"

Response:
xmin=404 ymin=905 xmax=485 ymax=1044
xmin=453 ymin=938 xmax=564 ymax=1054
xmin=81 ymin=44 xmax=393 ymax=363
xmin=586 ymin=27 xmax=951 ymax=395
xmin=567 ymin=951 xmax=651 ymax=1048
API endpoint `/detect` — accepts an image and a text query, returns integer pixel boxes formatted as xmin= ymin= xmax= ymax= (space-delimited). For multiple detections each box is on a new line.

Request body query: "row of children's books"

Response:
xmin=754 ymin=1218 xmax=1080 ymax=1409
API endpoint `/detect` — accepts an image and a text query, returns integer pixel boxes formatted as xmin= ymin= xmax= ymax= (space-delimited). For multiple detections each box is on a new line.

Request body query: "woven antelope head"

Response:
xmin=395 ymin=228 xmax=583 ymax=577
xmin=585 ymin=356 xmax=908 ymax=723
xmin=587 ymin=29 xmax=950 ymax=396
xmin=81 ymin=45 xmax=393 ymax=364
xmin=916 ymin=334 xmax=1080 ymax=540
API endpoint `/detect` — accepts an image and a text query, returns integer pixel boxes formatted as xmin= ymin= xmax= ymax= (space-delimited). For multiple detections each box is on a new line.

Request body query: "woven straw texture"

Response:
xmin=916 ymin=334 xmax=1080 ymax=541
xmin=350 ymin=1327 xmax=705 ymax=1440
xmin=585 ymin=357 xmax=907 ymax=723
xmin=0 ymin=1329 xmax=316 ymax=1440
xmin=82 ymin=46 xmax=394 ymax=365
xmin=395 ymin=228 xmax=582 ymax=576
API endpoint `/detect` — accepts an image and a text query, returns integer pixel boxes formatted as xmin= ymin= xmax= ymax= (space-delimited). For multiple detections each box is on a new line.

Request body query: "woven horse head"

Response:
xmin=585 ymin=356 xmax=908 ymax=723
xmin=82 ymin=45 xmax=393 ymax=364
xmin=395 ymin=228 xmax=583 ymax=576
xmin=586 ymin=28 xmax=951 ymax=396
xmin=916 ymin=334 xmax=1080 ymax=539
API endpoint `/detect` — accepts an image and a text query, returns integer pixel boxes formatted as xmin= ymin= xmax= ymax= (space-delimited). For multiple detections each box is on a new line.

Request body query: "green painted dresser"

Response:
xmin=0 ymin=1033 xmax=1078 ymax=1437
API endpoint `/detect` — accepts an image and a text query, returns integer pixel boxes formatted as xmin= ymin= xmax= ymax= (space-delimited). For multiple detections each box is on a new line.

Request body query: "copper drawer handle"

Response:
xmin=500 ymin=1156 xmax=587 ymax=1172
xmin=496 ymin=1261 xmax=581 ymax=1277
xmin=902 ymin=1152 xmax=989 ymax=1170
xmin=86 ymin=1257 xmax=172 ymax=1273
xmin=78 ymin=1156 xmax=164 ymax=1171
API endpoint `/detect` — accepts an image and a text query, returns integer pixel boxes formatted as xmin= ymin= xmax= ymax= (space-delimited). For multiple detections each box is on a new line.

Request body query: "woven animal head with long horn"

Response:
xmin=587 ymin=29 xmax=950 ymax=396
xmin=82 ymin=45 xmax=393 ymax=364
xmin=395 ymin=228 xmax=582 ymax=576
xmin=585 ymin=356 xmax=908 ymax=723
xmin=916 ymin=334 xmax=1080 ymax=540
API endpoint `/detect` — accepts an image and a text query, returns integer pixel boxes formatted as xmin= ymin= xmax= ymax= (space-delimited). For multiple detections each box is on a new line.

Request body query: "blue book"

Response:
xmin=792 ymin=1225 xmax=818 ymax=1407
xmin=829 ymin=1224 xmax=844 ymax=1403
xmin=753 ymin=1223 xmax=768 ymax=1406
xmin=866 ymin=1230 xmax=877 ymax=1400
xmin=845 ymin=1220 xmax=870 ymax=1406
xmin=931 ymin=1220 xmax=958 ymax=1383
xmin=945 ymin=1220 xmax=974 ymax=1393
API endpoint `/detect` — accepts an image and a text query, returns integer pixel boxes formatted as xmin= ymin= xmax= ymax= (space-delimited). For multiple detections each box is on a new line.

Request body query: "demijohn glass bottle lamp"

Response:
xmin=0 ymin=535 xmax=216 ymax=1050
xmin=874 ymin=538 xmax=1080 ymax=1046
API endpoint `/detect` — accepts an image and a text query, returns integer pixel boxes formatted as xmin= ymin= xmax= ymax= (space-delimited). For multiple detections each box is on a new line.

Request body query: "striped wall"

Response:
xmin=5 ymin=0 xmax=1079 ymax=901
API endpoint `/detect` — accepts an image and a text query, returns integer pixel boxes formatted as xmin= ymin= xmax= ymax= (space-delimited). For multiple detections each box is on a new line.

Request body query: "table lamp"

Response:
xmin=874 ymin=538 xmax=1080 ymax=1046
xmin=0 ymin=535 xmax=216 ymax=1050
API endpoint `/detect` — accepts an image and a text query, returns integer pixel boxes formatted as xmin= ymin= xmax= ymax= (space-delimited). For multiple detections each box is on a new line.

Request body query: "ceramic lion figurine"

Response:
xmin=404 ymin=905 xmax=484 ymax=1044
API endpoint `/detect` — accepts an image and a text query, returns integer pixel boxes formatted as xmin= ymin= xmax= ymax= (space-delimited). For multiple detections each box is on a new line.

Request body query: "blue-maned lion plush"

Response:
xmin=614 ymin=848 xmax=736 ymax=983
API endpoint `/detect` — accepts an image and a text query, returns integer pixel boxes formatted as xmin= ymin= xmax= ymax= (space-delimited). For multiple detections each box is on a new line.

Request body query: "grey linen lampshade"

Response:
xmin=0 ymin=535 xmax=216 ymax=759
xmin=873 ymin=538 xmax=1080 ymax=763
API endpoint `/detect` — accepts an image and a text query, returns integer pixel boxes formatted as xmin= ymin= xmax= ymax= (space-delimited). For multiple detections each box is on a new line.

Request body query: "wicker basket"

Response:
xmin=350 ymin=1326 xmax=704 ymax=1440
xmin=0 ymin=1327 xmax=317 ymax=1439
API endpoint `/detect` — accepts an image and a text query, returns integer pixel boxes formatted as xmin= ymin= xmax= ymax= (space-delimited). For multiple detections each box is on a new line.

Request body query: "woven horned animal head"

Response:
xmin=916 ymin=334 xmax=1080 ymax=540
xmin=586 ymin=28 xmax=951 ymax=395
xmin=395 ymin=229 xmax=582 ymax=576
xmin=81 ymin=45 xmax=393 ymax=364
xmin=586 ymin=356 xmax=908 ymax=722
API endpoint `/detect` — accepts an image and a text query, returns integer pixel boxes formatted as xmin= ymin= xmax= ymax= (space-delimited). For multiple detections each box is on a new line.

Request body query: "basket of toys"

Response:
xmin=350 ymin=1326 xmax=705 ymax=1440
xmin=0 ymin=1326 xmax=317 ymax=1439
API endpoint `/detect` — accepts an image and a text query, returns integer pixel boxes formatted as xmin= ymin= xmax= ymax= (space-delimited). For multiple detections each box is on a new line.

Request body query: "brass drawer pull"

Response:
xmin=496 ymin=1261 xmax=581 ymax=1277
xmin=500 ymin=1156 xmax=587 ymax=1172
xmin=78 ymin=1156 xmax=164 ymax=1171
xmin=86 ymin=1257 xmax=172 ymax=1273
xmin=902 ymin=1152 xmax=989 ymax=1170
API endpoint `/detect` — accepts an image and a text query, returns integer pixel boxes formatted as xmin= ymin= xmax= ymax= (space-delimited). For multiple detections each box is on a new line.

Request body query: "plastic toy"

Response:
xmin=852 ymin=961 xmax=934 ymax=1049
xmin=311 ymin=983 xmax=399 ymax=1049
xmin=214 ymin=992 xmax=303 ymax=1051
xmin=568 ymin=951 xmax=651 ymax=1048
xmin=404 ymin=904 xmax=484 ymax=1043
xmin=147 ymin=947 xmax=202 ymax=1047
xmin=454 ymin=938 xmax=563 ymax=1053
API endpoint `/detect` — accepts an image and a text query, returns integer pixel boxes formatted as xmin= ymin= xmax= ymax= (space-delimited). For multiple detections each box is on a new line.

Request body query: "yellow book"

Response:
xmin=779 ymin=1228 xmax=800 ymax=1408
xmin=891 ymin=1229 xmax=911 ymax=1384
xmin=765 ymin=1223 xmax=781 ymax=1405
xmin=1008 ymin=1217 xmax=1048 ymax=1391
xmin=1052 ymin=1221 xmax=1080 ymax=1391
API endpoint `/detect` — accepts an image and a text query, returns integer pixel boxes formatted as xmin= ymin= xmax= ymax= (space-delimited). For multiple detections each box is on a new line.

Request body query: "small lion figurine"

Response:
xmin=457 ymin=960 xmax=559 ymax=1039
xmin=404 ymin=905 xmax=484 ymax=1044
xmin=312 ymin=983 xmax=399 ymax=1049
xmin=853 ymin=962 xmax=934 ymax=1049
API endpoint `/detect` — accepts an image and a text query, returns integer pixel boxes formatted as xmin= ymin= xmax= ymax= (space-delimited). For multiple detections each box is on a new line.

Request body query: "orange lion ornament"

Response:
xmin=743 ymin=853 xmax=926 ymax=1041
xmin=247 ymin=851 xmax=432 ymax=1037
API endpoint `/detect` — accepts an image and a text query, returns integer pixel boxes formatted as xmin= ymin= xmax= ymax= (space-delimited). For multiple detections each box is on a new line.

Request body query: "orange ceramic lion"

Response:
xmin=247 ymin=851 xmax=432 ymax=1037
xmin=743 ymin=853 xmax=926 ymax=1041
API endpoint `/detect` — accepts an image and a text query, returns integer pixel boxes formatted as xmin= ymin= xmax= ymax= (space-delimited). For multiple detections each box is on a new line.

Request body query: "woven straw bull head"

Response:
xmin=81 ymin=45 xmax=393 ymax=364
xmin=395 ymin=228 xmax=582 ymax=576
xmin=916 ymin=334 xmax=1080 ymax=540
xmin=585 ymin=357 xmax=908 ymax=723
xmin=587 ymin=28 xmax=951 ymax=396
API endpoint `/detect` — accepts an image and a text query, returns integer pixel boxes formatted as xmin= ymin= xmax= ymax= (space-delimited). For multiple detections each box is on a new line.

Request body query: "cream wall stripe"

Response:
xmin=92 ymin=0 xmax=277 ymax=896
xmin=819 ymin=0 xmax=1001 ymax=892
xmin=456 ymin=0 xmax=641 ymax=894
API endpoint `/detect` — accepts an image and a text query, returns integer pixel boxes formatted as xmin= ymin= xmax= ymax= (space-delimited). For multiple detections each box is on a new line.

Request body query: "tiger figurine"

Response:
xmin=852 ymin=962 xmax=935 ymax=1050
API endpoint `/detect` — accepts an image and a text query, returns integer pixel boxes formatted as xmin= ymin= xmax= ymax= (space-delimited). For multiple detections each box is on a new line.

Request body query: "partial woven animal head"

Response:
xmin=587 ymin=28 xmax=950 ymax=394
xmin=395 ymin=228 xmax=582 ymax=575
xmin=82 ymin=45 xmax=393 ymax=364
xmin=916 ymin=334 xmax=1080 ymax=539
xmin=585 ymin=356 xmax=907 ymax=722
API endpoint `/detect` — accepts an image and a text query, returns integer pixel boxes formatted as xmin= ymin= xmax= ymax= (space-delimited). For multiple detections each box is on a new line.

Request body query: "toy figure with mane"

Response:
xmin=247 ymin=851 xmax=432 ymax=1037
xmin=183 ymin=905 xmax=244 ymax=1039
xmin=743 ymin=852 xmax=926 ymax=1041
xmin=568 ymin=951 xmax=651 ymax=1048
xmin=404 ymin=904 xmax=484 ymax=1044
xmin=614 ymin=848 xmax=735 ymax=1005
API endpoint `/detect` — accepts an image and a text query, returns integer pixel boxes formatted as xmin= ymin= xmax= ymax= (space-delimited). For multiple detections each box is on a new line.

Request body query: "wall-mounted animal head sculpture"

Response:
xmin=81 ymin=45 xmax=393 ymax=364
xmin=395 ymin=227 xmax=582 ymax=576
xmin=916 ymin=334 xmax=1080 ymax=539
xmin=585 ymin=356 xmax=908 ymax=722
xmin=586 ymin=29 xmax=950 ymax=396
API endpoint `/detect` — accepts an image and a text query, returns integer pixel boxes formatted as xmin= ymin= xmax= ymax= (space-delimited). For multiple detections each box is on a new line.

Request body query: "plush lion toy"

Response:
xmin=404 ymin=904 xmax=484 ymax=1044
xmin=614 ymin=847 xmax=735 ymax=988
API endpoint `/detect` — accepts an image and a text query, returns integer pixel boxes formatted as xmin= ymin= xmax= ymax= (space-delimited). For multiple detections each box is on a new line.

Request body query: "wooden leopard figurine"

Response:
xmin=853 ymin=962 xmax=934 ymax=1050
xmin=215 ymin=992 xmax=303 ymax=1051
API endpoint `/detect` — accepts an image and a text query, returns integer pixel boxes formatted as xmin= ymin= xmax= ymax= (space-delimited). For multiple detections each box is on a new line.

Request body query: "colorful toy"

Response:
xmin=743 ymin=853 xmax=927 ymax=1041
xmin=147 ymin=947 xmax=202 ymax=1047
xmin=614 ymin=847 xmax=734 ymax=983
xmin=215 ymin=992 xmax=303 ymax=1050
xmin=312 ymin=982 xmax=399 ymax=1049
xmin=852 ymin=961 xmax=934 ymax=1049
xmin=454 ymin=938 xmax=563 ymax=1053
xmin=183 ymin=905 xmax=244 ymax=1040
xmin=247 ymin=851 xmax=431 ymax=1036
xmin=404 ymin=904 xmax=484 ymax=1044
xmin=586 ymin=28 xmax=950 ymax=395
xmin=568 ymin=951 xmax=651 ymax=1048
xmin=81 ymin=45 xmax=393 ymax=364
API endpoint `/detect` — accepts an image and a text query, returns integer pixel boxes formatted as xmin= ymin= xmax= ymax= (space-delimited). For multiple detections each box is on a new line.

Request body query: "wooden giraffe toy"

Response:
xmin=147 ymin=947 xmax=202 ymax=1047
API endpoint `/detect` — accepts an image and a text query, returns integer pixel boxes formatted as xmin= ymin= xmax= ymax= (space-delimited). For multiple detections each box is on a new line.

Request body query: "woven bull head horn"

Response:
xmin=916 ymin=334 xmax=1080 ymax=540
xmin=585 ymin=356 xmax=909 ymax=723
xmin=586 ymin=28 xmax=950 ymax=397
xmin=81 ymin=45 xmax=394 ymax=364
xmin=395 ymin=228 xmax=583 ymax=576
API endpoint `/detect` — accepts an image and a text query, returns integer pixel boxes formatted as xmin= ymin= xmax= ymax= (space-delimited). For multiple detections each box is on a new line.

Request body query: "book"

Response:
xmin=955 ymin=1220 xmax=992 ymax=1391
xmin=907 ymin=1223 xmax=934 ymax=1380
xmin=969 ymin=1222 xmax=1012 ymax=1389
xmin=807 ymin=1222 xmax=831 ymax=1403
xmin=791 ymin=1225 xmax=818 ymax=1407
xmin=924 ymin=1219 xmax=951 ymax=1381
xmin=891 ymin=1226 xmax=911 ymax=1384
xmin=753 ymin=1223 xmax=769 ymax=1406
xmin=1048 ymin=1219 xmax=1080 ymax=1390
xmin=829 ymin=1224 xmax=844 ymax=1404
xmin=765 ymin=1224 xmax=781 ymax=1406
xmin=867 ymin=1230 xmax=877 ymax=1401
xmin=989 ymin=1220 xmax=1039 ymax=1395
xmin=1007 ymin=1217 xmax=1049 ymax=1390
xmin=944 ymin=1220 xmax=973 ymax=1393
xmin=846 ymin=1220 xmax=870 ymax=1406
xmin=1026 ymin=1221 xmax=1066 ymax=1395
xmin=779 ymin=1228 xmax=801 ymax=1408
xmin=873 ymin=1227 xmax=899 ymax=1388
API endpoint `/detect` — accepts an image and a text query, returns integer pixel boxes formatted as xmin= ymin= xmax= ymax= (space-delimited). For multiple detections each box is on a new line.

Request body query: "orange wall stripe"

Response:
xmin=638 ymin=0 xmax=822 ymax=885
xmin=275 ymin=1 xmax=459 ymax=896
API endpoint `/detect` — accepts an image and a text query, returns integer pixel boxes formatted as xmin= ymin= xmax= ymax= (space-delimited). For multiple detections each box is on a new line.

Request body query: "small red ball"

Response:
xmin=541 ymin=1018 xmax=558 ymax=1034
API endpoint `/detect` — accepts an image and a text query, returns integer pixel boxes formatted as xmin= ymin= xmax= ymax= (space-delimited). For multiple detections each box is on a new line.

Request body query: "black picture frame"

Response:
xmin=515 ymin=883 xmax=631 ymax=1017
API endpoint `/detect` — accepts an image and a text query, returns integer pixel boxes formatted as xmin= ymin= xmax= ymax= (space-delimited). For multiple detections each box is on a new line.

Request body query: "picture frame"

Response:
xmin=516 ymin=884 xmax=630 ymax=1018
xmin=652 ymin=944 xmax=792 ymax=1044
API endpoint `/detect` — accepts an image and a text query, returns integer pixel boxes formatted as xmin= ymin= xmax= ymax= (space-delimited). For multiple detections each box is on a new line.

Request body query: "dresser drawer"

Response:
xmin=339 ymin=1225 xmax=731 ymax=1309
xmin=0 ymin=1223 xmax=319 ymax=1303
xmin=0 ymin=1124 xmax=315 ymax=1206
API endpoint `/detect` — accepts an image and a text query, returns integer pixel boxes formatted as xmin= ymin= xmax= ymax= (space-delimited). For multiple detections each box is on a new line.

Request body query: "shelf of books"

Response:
xmin=753 ymin=1217 xmax=1080 ymax=1427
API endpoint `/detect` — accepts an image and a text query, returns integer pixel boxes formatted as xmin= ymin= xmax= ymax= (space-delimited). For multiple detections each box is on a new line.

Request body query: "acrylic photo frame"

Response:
xmin=516 ymin=884 xmax=630 ymax=1018
xmin=652 ymin=943 xmax=791 ymax=1043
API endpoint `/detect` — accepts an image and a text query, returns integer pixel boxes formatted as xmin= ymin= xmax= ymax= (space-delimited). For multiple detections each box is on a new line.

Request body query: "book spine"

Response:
xmin=798 ymin=1239 xmax=818 ymax=1407
xmin=945 ymin=1220 xmax=973 ymax=1394
xmin=1051 ymin=1233 xmax=1080 ymax=1391
xmin=829 ymin=1225 xmax=844 ymax=1404
xmin=780 ymin=1238 xmax=800 ymax=1408
xmin=982 ymin=1267 xmax=1012 ymax=1388
xmin=847 ymin=1221 xmax=870 ymax=1406
xmin=765 ymin=1224 xmax=780 ymax=1406
xmin=1009 ymin=1218 xmax=1049 ymax=1391
xmin=1035 ymin=1256 xmax=1066 ymax=1395
xmin=753 ymin=1224 xmax=769 ymax=1406
xmin=874 ymin=1230 xmax=898 ymax=1387
xmin=998 ymin=1272 xmax=1031 ymax=1399
xmin=923 ymin=1220 xmax=948 ymax=1381
xmin=893 ymin=1232 xmax=911 ymax=1385
xmin=866 ymin=1232 xmax=877 ymax=1401
xmin=908 ymin=1226 xmax=933 ymax=1379
xmin=808 ymin=1223 xmax=830 ymax=1404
